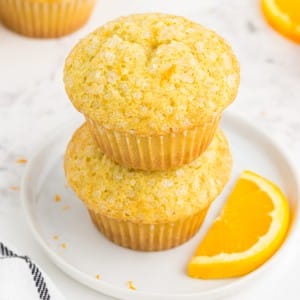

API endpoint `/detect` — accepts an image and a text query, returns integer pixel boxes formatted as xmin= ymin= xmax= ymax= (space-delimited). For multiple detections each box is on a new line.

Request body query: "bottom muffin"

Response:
xmin=64 ymin=123 xmax=232 ymax=251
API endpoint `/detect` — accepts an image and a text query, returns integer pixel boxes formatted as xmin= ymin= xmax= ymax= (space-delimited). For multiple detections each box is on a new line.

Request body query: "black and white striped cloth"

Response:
xmin=0 ymin=242 xmax=65 ymax=300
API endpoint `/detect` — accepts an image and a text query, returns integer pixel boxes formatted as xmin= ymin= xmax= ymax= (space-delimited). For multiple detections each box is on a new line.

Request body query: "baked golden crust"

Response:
xmin=64 ymin=123 xmax=232 ymax=223
xmin=64 ymin=13 xmax=240 ymax=134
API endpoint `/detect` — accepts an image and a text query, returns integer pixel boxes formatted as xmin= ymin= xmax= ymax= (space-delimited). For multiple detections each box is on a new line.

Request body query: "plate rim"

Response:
xmin=21 ymin=111 xmax=300 ymax=300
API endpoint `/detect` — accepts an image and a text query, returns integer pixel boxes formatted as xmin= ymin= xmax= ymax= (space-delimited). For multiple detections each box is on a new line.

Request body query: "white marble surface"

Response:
xmin=0 ymin=0 xmax=300 ymax=299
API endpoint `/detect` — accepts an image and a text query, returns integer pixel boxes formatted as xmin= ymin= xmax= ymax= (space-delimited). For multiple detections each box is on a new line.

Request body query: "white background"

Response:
xmin=1 ymin=0 xmax=300 ymax=299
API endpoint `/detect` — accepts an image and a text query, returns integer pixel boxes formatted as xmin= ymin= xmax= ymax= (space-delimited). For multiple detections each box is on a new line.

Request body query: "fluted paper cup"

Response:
xmin=0 ymin=0 xmax=95 ymax=38
xmin=86 ymin=114 xmax=221 ymax=171
xmin=88 ymin=207 xmax=209 ymax=251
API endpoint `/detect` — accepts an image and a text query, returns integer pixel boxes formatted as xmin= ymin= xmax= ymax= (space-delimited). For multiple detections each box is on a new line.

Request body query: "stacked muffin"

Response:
xmin=64 ymin=14 xmax=239 ymax=251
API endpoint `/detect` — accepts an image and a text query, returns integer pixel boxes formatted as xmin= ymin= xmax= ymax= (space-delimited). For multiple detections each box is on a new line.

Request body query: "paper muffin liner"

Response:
xmin=86 ymin=114 xmax=221 ymax=171
xmin=88 ymin=207 xmax=209 ymax=251
xmin=0 ymin=0 xmax=95 ymax=38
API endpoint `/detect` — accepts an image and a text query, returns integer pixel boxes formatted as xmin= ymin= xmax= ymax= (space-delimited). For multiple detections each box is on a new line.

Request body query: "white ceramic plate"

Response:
xmin=22 ymin=112 xmax=300 ymax=300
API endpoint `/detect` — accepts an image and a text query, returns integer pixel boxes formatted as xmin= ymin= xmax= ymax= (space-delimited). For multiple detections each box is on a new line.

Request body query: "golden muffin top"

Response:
xmin=64 ymin=14 xmax=240 ymax=134
xmin=64 ymin=123 xmax=232 ymax=223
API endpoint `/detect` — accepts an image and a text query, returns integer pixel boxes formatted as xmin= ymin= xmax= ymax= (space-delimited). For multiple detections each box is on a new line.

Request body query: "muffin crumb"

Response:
xmin=127 ymin=281 xmax=136 ymax=291
xmin=53 ymin=235 xmax=59 ymax=240
xmin=61 ymin=243 xmax=67 ymax=249
xmin=95 ymin=274 xmax=101 ymax=280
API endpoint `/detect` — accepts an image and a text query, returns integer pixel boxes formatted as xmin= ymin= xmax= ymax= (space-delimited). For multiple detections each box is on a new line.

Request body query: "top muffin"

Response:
xmin=64 ymin=13 xmax=239 ymax=134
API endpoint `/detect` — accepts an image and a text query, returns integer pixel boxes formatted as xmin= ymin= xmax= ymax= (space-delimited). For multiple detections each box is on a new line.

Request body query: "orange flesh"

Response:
xmin=196 ymin=179 xmax=274 ymax=256
xmin=275 ymin=0 xmax=300 ymax=24
xmin=262 ymin=0 xmax=300 ymax=43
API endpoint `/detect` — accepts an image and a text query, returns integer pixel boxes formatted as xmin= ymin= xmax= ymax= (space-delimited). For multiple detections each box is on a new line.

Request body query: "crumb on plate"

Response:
xmin=95 ymin=274 xmax=101 ymax=280
xmin=9 ymin=186 xmax=20 ymax=191
xmin=53 ymin=235 xmax=59 ymax=240
xmin=61 ymin=243 xmax=67 ymax=249
xmin=127 ymin=280 xmax=136 ymax=291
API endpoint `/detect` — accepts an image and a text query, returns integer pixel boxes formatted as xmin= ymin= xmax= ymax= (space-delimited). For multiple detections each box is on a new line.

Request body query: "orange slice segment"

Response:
xmin=262 ymin=0 xmax=300 ymax=43
xmin=188 ymin=170 xmax=290 ymax=279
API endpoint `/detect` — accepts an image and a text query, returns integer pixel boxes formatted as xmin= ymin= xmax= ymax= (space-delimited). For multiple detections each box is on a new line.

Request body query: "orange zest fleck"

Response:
xmin=55 ymin=194 xmax=61 ymax=202
xmin=62 ymin=205 xmax=70 ymax=211
xmin=260 ymin=111 xmax=267 ymax=117
xmin=16 ymin=158 xmax=27 ymax=164
xmin=9 ymin=186 xmax=20 ymax=191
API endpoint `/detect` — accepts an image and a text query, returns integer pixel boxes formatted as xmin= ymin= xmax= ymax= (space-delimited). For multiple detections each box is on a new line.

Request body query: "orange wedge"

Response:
xmin=262 ymin=0 xmax=300 ymax=43
xmin=188 ymin=170 xmax=290 ymax=279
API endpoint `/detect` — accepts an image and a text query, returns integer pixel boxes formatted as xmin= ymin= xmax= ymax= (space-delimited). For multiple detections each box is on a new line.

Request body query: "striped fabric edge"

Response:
xmin=0 ymin=242 xmax=51 ymax=300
